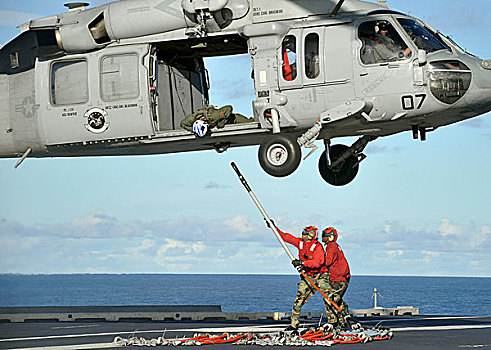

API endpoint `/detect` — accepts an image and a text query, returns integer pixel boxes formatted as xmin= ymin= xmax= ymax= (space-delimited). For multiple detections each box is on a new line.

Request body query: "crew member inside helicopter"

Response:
xmin=282 ymin=35 xmax=297 ymax=81
xmin=359 ymin=20 xmax=412 ymax=64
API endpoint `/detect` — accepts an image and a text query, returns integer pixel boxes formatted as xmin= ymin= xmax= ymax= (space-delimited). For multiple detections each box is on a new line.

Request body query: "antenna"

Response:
xmin=371 ymin=288 xmax=384 ymax=309
xmin=377 ymin=0 xmax=390 ymax=9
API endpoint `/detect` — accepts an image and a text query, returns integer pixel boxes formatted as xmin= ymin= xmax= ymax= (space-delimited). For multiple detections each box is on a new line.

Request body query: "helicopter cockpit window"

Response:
xmin=397 ymin=18 xmax=451 ymax=53
xmin=429 ymin=60 xmax=472 ymax=104
xmin=51 ymin=59 xmax=88 ymax=105
xmin=282 ymin=35 xmax=297 ymax=81
xmin=305 ymin=33 xmax=320 ymax=79
xmin=358 ymin=20 xmax=412 ymax=64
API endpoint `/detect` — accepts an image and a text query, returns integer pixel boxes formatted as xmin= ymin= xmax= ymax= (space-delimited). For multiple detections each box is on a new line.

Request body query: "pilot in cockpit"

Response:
xmin=373 ymin=20 xmax=411 ymax=63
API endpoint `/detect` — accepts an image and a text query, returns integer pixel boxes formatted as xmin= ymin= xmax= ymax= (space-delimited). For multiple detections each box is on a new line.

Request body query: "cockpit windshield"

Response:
xmin=397 ymin=18 xmax=451 ymax=53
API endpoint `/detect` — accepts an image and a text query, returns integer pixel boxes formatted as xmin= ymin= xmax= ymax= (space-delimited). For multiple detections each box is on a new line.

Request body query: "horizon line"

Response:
xmin=1 ymin=273 xmax=490 ymax=278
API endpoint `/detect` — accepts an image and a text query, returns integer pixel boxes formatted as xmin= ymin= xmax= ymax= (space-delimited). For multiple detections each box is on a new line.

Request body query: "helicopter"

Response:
xmin=0 ymin=0 xmax=490 ymax=186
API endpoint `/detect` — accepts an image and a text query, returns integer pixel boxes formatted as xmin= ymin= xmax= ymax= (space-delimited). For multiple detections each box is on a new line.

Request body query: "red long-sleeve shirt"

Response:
xmin=277 ymin=228 xmax=325 ymax=275
xmin=324 ymin=242 xmax=350 ymax=282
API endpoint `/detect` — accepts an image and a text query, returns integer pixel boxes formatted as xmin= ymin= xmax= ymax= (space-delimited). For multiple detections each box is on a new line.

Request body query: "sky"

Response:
xmin=0 ymin=0 xmax=490 ymax=277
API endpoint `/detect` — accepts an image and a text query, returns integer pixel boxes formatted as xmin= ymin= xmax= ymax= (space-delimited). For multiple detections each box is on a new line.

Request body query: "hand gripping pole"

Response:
xmin=230 ymin=162 xmax=343 ymax=313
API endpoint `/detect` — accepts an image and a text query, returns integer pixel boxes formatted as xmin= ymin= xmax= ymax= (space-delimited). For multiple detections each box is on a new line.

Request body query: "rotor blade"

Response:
xmin=330 ymin=0 xmax=346 ymax=17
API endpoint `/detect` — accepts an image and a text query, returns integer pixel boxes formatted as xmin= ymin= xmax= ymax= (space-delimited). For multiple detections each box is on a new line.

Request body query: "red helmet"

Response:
xmin=322 ymin=227 xmax=338 ymax=242
xmin=302 ymin=225 xmax=318 ymax=240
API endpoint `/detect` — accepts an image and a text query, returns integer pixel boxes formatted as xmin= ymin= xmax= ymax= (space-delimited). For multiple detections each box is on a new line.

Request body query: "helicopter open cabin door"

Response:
xmin=354 ymin=18 xmax=418 ymax=121
xmin=36 ymin=44 xmax=153 ymax=146
xmin=154 ymin=58 xmax=208 ymax=132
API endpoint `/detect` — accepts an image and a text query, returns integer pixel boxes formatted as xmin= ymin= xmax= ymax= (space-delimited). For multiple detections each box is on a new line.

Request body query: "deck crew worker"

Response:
xmin=321 ymin=227 xmax=351 ymax=327
xmin=272 ymin=224 xmax=330 ymax=331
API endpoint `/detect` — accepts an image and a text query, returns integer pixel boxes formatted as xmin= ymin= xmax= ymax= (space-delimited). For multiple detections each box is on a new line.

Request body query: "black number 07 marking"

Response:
xmin=402 ymin=94 xmax=426 ymax=110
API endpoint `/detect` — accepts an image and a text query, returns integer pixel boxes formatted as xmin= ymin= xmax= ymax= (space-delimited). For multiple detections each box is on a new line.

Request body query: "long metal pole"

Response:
xmin=230 ymin=162 xmax=342 ymax=313
xmin=231 ymin=162 xmax=295 ymax=261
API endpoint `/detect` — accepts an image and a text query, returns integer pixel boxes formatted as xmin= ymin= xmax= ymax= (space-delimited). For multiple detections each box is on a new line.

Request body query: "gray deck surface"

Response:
xmin=0 ymin=315 xmax=490 ymax=349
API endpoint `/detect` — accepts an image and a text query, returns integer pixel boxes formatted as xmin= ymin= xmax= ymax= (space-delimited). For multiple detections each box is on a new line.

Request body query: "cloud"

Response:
xmin=72 ymin=211 xmax=116 ymax=227
xmin=2 ymin=237 xmax=41 ymax=252
xmin=385 ymin=250 xmax=404 ymax=258
xmin=460 ymin=118 xmax=488 ymax=129
xmin=0 ymin=213 xmax=489 ymax=275
xmin=157 ymin=238 xmax=206 ymax=256
xmin=205 ymin=181 xmax=232 ymax=189
xmin=342 ymin=218 xmax=491 ymax=255
xmin=437 ymin=218 xmax=463 ymax=236
xmin=126 ymin=238 xmax=156 ymax=255
xmin=2 ymin=214 xmax=489 ymax=254
xmin=224 ymin=215 xmax=255 ymax=233
xmin=421 ymin=250 xmax=441 ymax=258
xmin=365 ymin=144 xmax=402 ymax=154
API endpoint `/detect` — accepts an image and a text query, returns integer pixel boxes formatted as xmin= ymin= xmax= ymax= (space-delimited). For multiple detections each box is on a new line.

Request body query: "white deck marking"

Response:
xmin=375 ymin=316 xmax=489 ymax=323
xmin=52 ymin=325 xmax=99 ymax=330
xmin=392 ymin=324 xmax=491 ymax=332
xmin=9 ymin=343 xmax=116 ymax=350
xmin=0 ymin=330 xmax=162 ymax=343
xmin=0 ymin=325 xmax=284 ymax=343
xmin=458 ymin=345 xmax=491 ymax=348
xmin=2 ymin=322 xmax=490 ymax=344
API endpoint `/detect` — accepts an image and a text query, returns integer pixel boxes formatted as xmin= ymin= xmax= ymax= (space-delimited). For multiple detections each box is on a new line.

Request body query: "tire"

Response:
xmin=318 ymin=144 xmax=359 ymax=186
xmin=258 ymin=135 xmax=301 ymax=177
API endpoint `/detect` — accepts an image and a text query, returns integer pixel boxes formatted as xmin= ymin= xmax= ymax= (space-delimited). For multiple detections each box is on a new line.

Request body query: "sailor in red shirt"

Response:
xmin=276 ymin=224 xmax=331 ymax=331
xmin=322 ymin=227 xmax=351 ymax=326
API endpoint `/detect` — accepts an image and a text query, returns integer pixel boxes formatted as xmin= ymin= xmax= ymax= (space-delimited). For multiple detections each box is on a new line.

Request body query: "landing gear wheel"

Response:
xmin=259 ymin=135 xmax=301 ymax=177
xmin=318 ymin=144 xmax=359 ymax=186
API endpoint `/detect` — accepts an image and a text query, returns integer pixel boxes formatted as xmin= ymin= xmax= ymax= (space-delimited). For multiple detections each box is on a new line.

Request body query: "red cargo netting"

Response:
xmin=114 ymin=324 xmax=393 ymax=347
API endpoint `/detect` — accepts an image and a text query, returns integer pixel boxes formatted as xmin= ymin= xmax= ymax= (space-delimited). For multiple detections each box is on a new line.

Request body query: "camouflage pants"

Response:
xmin=323 ymin=278 xmax=350 ymax=326
xmin=290 ymin=272 xmax=332 ymax=328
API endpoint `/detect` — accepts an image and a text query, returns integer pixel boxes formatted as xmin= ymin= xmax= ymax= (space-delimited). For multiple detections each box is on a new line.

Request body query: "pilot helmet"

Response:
xmin=377 ymin=20 xmax=390 ymax=32
xmin=302 ymin=225 xmax=318 ymax=241
xmin=192 ymin=119 xmax=209 ymax=137
xmin=322 ymin=227 xmax=338 ymax=242
xmin=282 ymin=36 xmax=296 ymax=51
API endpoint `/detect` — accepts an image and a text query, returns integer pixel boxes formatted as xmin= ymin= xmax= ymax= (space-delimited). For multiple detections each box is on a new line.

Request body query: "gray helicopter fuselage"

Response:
xmin=0 ymin=0 xmax=490 ymax=183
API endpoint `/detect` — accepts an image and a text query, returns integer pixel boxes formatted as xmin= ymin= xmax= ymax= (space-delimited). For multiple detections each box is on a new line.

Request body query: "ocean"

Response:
xmin=0 ymin=274 xmax=490 ymax=316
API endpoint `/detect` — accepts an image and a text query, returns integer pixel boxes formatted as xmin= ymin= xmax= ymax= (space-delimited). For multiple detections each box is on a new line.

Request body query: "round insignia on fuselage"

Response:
xmin=84 ymin=107 xmax=109 ymax=133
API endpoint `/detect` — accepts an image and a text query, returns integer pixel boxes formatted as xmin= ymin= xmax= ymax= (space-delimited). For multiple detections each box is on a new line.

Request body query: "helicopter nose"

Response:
xmin=477 ymin=60 xmax=491 ymax=89
xmin=466 ymin=60 xmax=491 ymax=116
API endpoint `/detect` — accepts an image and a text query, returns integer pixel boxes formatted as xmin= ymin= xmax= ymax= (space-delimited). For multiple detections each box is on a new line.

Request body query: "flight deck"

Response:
xmin=0 ymin=306 xmax=489 ymax=349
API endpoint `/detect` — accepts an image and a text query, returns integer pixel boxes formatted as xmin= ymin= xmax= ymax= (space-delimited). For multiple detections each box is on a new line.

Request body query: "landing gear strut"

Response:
xmin=318 ymin=136 xmax=376 ymax=186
